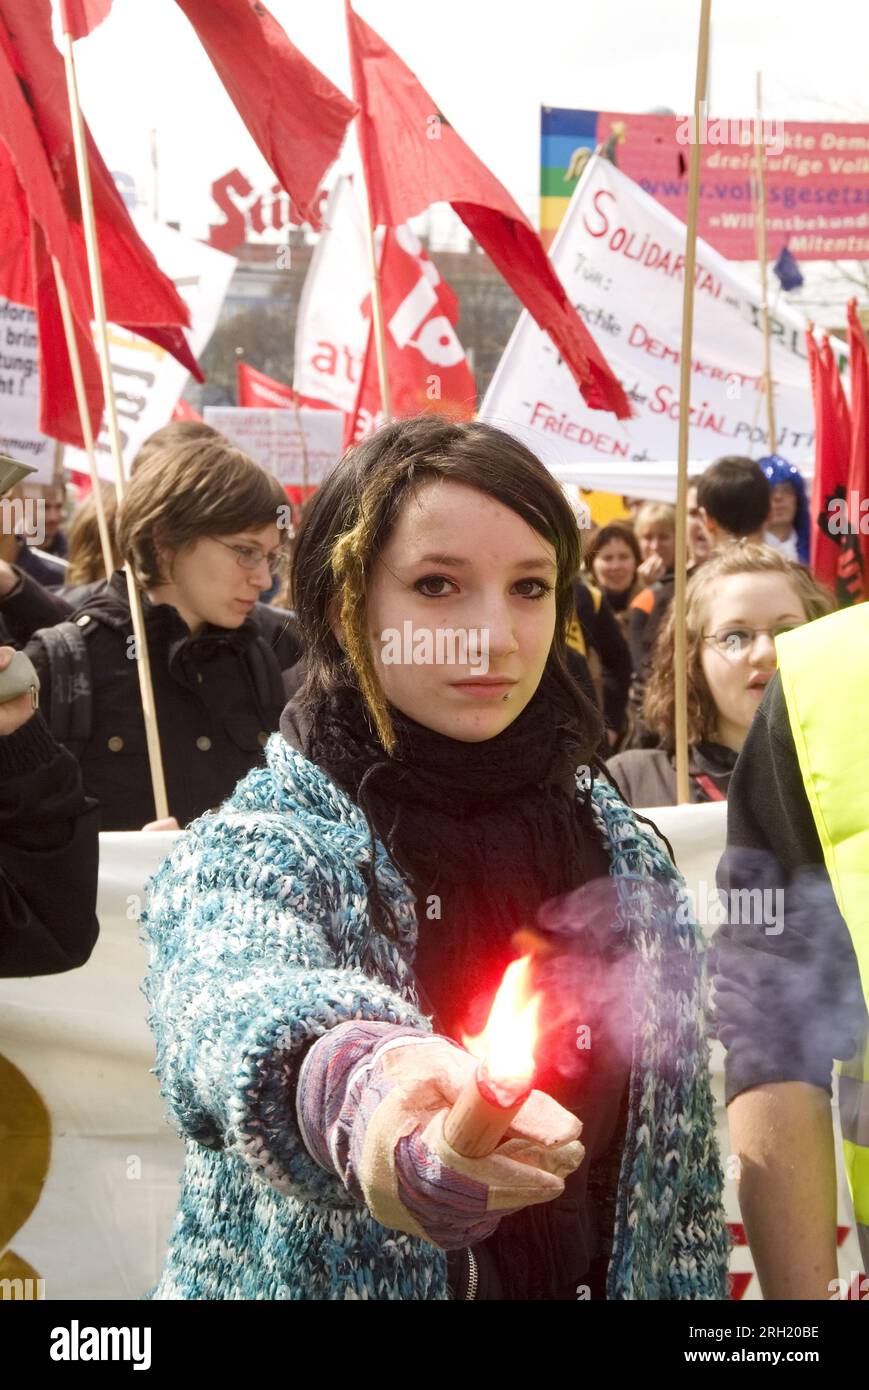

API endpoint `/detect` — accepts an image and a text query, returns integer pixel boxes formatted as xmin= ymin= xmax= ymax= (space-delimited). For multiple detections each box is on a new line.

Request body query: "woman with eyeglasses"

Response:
xmin=20 ymin=437 xmax=300 ymax=831
xmin=606 ymin=545 xmax=833 ymax=808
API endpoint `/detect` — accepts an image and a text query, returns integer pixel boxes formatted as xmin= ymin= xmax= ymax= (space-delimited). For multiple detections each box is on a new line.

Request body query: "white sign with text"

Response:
xmin=481 ymin=156 xmax=817 ymax=502
xmin=204 ymin=406 xmax=344 ymax=486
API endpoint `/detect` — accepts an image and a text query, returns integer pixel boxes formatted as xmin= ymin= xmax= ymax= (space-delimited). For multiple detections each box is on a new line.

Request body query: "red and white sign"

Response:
xmin=207 ymin=167 xmax=326 ymax=252
xmin=347 ymin=224 xmax=476 ymax=446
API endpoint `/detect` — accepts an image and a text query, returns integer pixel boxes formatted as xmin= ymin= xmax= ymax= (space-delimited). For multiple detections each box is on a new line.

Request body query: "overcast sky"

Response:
xmin=70 ymin=0 xmax=869 ymax=246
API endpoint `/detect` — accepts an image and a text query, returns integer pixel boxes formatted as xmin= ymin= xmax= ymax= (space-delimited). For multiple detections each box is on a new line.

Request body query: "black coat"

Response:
xmin=25 ymin=571 xmax=302 ymax=831
xmin=0 ymin=565 xmax=109 ymax=647
xmin=0 ymin=711 xmax=99 ymax=977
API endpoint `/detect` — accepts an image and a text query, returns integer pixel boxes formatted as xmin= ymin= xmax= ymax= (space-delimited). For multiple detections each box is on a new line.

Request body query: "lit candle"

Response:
xmin=443 ymin=956 xmax=540 ymax=1159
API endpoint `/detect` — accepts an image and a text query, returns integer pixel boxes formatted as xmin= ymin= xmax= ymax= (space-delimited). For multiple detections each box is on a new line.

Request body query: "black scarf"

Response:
xmin=283 ymin=669 xmax=606 ymax=1042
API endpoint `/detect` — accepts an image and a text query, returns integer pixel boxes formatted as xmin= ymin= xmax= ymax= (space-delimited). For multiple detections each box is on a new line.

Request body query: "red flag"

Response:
xmin=345 ymin=1 xmax=629 ymax=420
xmin=59 ymin=0 xmax=113 ymax=39
xmin=807 ymin=325 xmax=860 ymax=602
xmin=31 ymin=221 xmax=103 ymax=445
xmin=0 ymin=1 xmax=201 ymax=442
xmin=172 ymin=398 xmax=203 ymax=422
xmin=175 ymin=0 xmax=356 ymax=231
xmin=807 ymin=329 xmax=848 ymax=589
xmin=238 ymin=362 xmax=296 ymax=409
xmin=346 ymin=225 xmax=476 ymax=447
xmin=845 ymin=298 xmax=869 ymax=598
xmin=237 ymin=361 xmax=337 ymax=412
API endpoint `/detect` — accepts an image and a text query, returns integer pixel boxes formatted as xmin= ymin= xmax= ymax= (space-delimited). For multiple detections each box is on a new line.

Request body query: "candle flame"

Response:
xmin=462 ymin=955 xmax=540 ymax=1083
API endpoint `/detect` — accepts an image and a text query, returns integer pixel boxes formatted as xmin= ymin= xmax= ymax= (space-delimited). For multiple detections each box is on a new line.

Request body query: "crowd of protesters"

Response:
xmin=0 ymin=429 xmax=831 ymax=964
xmin=3 ymin=417 xmax=862 ymax=1305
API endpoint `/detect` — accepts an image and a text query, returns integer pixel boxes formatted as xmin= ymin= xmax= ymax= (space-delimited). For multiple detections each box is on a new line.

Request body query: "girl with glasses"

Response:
xmin=607 ymin=545 xmax=833 ymax=808
xmin=17 ymin=437 xmax=300 ymax=830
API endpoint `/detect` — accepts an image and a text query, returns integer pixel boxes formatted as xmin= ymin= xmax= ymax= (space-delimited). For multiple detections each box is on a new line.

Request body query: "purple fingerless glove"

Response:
xmin=296 ymin=1020 xmax=506 ymax=1248
xmin=296 ymin=1019 xmax=427 ymax=1201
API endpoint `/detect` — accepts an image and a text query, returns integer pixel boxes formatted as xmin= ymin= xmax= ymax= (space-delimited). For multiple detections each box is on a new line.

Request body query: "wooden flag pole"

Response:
xmin=360 ymin=175 xmax=392 ymax=421
xmin=754 ymin=72 xmax=777 ymax=451
xmin=674 ymin=0 xmax=712 ymax=806
xmin=51 ymin=257 xmax=115 ymax=580
xmin=60 ymin=29 xmax=169 ymax=821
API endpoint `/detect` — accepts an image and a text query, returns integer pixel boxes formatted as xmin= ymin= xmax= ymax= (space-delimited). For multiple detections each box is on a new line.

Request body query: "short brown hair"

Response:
xmin=130 ymin=419 xmax=222 ymax=476
xmin=585 ymin=521 xmax=642 ymax=573
xmin=118 ymin=437 xmax=289 ymax=589
xmin=643 ymin=543 xmax=834 ymax=751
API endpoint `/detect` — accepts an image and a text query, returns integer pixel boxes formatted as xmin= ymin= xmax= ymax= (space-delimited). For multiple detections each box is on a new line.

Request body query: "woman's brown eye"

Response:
xmin=415 ymin=576 xmax=453 ymax=597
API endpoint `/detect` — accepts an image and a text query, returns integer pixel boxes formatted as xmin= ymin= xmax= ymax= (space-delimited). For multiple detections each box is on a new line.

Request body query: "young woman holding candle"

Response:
xmin=143 ymin=416 xmax=729 ymax=1300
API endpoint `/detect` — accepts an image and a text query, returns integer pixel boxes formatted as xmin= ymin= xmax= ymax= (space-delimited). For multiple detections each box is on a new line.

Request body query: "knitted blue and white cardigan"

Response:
xmin=142 ymin=734 xmax=730 ymax=1300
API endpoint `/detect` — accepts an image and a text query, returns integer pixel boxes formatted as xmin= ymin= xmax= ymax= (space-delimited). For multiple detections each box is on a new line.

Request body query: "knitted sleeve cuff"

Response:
xmin=220 ymin=970 xmax=430 ymax=1207
xmin=0 ymin=710 xmax=58 ymax=777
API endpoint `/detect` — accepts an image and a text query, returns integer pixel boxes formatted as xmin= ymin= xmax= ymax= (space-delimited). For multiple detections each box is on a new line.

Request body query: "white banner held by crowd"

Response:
xmin=481 ymin=156 xmax=816 ymax=502
xmin=0 ymin=816 xmax=861 ymax=1301
xmin=65 ymin=220 xmax=237 ymax=481
xmin=204 ymin=406 xmax=344 ymax=486
xmin=0 ymin=299 xmax=54 ymax=483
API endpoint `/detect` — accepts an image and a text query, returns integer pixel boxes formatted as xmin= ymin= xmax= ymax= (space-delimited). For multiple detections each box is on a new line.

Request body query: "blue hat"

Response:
xmin=758 ymin=455 xmax=810 ymax=564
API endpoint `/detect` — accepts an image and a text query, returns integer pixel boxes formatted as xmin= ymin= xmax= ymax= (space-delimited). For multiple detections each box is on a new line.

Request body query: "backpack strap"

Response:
xmin=30 ymin=620 xmax=93 ymax=756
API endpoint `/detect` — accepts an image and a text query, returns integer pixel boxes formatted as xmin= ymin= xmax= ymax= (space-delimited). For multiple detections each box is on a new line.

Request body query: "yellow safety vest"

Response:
xmin=776 ymin=604 xmax=869 ymax=1266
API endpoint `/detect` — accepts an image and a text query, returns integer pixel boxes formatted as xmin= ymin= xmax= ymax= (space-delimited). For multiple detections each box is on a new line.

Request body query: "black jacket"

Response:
xmin=0 ymin=711 xmax=99 ymax=976
xmin=711 ymin=674 xmax=867 ymax=1103
xmin=25 ymin=571 xmax=302 ymax=831
xmin=0 ymin=565 xmax=104 ymax=647
xmin=572 ymin=582 xmax=632 ymax=737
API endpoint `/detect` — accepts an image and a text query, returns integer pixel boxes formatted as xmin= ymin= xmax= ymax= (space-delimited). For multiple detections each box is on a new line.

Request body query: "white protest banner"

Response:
xmin=293 ymin=176 xmax=369 ymax=414
xmin=0 ymin=817 xmax=862 ymax=1301
xmin=481 ymin=156 xmax=816 ymax=502
xmin=204 ymin=405 xmax=344 ymax=486
xmin=0 ymin=299 xmax=55 ymax=483
xmin=65 ymin=220 xmax=237 ymax=481
xmin=0 ymin=832 xmax=183 ymax=1301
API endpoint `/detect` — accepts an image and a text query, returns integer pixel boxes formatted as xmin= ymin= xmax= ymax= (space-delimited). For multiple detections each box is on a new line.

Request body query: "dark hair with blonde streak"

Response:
xmin=117 ymin=437 xmax=290 ymax=589
xmin=291 ymin=415 xmax=602 ymax=755
xmin=643 ymin=542 xmax=834 ymax=752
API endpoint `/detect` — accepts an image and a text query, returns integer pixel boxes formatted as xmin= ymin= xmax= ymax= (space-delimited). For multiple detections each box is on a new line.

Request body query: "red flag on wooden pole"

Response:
xmin=0 ymin=1 xmax=201 ymax=443
xmin=175 ymin=0 xmax=356 ymax=231
xmin=345 ymin=0 xmax=629 ymax=420
xmin=58 ymin=0 xmax=113 ymax=40
xmin=346 ymin=225 xmax=476 ymax=447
